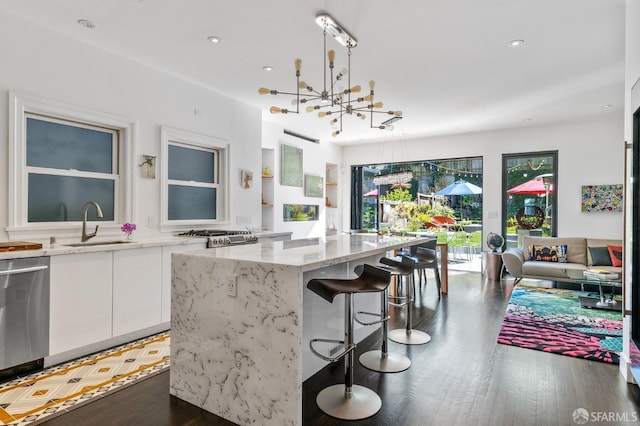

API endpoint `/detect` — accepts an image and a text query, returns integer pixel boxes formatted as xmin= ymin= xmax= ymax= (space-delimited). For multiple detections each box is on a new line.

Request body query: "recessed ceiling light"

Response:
xmin=207 ymin=36 xmax=222 ymax=44
xmin=508 ymin=39 xmax=525 ymax=47
xmin=602 ymin=104 xmax=613 ymax=109
xmin=263 ymin=66 xmax=274 ymax=72
xmin=77 ymin=19 xmax=96 ymax=29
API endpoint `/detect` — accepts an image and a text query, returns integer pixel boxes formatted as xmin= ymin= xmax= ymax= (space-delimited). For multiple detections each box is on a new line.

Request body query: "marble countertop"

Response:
xmin=0 ymin=236 xmax=206 ymax=260
xmin=183 ymin=234 xmax=431 ymax=272
xmin=0 ymin=231 xmax=293 ymax=260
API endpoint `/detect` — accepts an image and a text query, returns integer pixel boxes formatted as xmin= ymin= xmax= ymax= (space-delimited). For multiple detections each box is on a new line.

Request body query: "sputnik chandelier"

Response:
xmin=258 ymin=12 xmax=402 ymax=137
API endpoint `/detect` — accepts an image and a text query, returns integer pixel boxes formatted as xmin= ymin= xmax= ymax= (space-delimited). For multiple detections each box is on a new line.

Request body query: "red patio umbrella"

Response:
xmin=507 ymin=177 xmax=554 ymax=195
xmin=363 ymin=189 xmax=378 ymax=197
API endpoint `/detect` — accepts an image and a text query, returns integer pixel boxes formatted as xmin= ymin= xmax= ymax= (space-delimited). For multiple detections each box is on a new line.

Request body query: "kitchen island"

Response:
xmin=169 ymin=233 xmax=430 ymax=425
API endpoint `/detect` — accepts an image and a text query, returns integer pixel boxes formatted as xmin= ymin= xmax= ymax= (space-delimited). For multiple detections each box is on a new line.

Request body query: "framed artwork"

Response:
xmin=581 ymin=184 xmax=623 ymax=212
xmin=304 ymin=174 xmax=323 ymax=198
xmin=281 ymin=144 xmax=303 ymax=187
xmin=283 ymin=204 xmax=319 ymax=221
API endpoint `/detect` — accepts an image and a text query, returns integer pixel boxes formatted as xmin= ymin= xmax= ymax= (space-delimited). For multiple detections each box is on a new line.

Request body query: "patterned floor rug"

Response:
xmin=497 ymin=284 xmax=623 ymax=363
xmin=0 ymin=332 xmax=170 ymax=425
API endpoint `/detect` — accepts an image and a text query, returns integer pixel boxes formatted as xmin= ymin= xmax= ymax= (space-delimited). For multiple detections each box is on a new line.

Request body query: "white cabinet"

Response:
xmin=112 ymin=247 xmax=163 ymax=336
xmin=49 ymin=252 xmax=113 ymax=356
xmin=161 ymin=243 xmax=205 ymax=323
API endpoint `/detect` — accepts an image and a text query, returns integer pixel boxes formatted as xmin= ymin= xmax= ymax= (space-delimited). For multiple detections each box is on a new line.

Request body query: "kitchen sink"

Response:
xmin=64 ymin=240 xmax=134 ymax=247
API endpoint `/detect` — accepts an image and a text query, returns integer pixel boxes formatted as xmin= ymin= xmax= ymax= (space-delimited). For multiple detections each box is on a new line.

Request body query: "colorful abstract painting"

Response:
xmin=581 ymin=184 xmax=623 ymax=212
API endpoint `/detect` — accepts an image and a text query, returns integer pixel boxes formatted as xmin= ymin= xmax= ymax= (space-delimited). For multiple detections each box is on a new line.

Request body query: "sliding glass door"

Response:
xmin=502 ymin=151 xmax=558 ymax=249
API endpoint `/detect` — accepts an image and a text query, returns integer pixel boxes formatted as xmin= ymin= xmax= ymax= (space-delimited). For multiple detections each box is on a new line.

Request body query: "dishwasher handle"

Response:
xmin=0 ymin=265 xmax=49 ymax=276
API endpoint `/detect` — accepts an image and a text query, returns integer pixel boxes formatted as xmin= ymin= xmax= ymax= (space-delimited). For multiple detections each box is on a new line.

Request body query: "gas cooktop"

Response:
xmin=177 ymin=229 xmax=252 ymax=237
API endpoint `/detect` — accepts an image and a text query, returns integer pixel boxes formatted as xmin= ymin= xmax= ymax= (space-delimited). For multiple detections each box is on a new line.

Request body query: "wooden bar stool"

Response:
xmin=354 ymin=261 xmax=412 ymax=373
xmin=307 ymin=264 xmax=391 ymax=420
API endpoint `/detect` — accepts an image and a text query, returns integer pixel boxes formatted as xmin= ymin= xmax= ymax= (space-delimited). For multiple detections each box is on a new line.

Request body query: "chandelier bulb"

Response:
xmin=330 ymin=118 xmax=338 ymax=124
xmin=385 ymin=125 xmax=394 ymax=131
xmin=270 ymin=106 xmax=287 ymax=114
xmin=258 ymin=87 xmax=273 ymax=95
xmin=350 ymin=85 xmax=361 ymax=93
xmin=363 ymin=95 xmax=373 ymax=102
xmin=305 ymin=105 xmax=317 ymax=113
xmin=373 ymin=101 xmax=384 ymax=109
xmin=318 ymin=111 xmax=327 ymax=118
xmin=295 ymin=58 xmax=302 ymax=72
xmin=358 ymin=113 xmax=366 ymax=120
xmin=369 ymin=80 xmax=375 ymax=90
xmin=394 ymin=111 xmax=403 ymax=116
xmin=291 ymin=99 xmax=299 ymax=106
xmin=332 ymin=130 xmax=340 ymax=137
xmin=328 ymin=50 xmax=335 ymax=63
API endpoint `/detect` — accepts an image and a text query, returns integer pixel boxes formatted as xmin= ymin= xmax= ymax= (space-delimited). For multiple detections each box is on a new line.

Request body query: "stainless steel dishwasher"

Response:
xmin=0 ymin=256 xmax=50 ymax=379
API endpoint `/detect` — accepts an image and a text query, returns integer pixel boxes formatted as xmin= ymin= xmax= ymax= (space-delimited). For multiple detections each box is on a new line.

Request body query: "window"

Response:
xmin=161 ymin=127 xmax=228 ymax=226
xmin=25 ymin=114 xmax=119 ymax=222
xmin=502 ymin=151 xmax=558 ymax=249
xmin=351 ymin=157 xmax=483 ymax=230
xmin=8 ymin=93 xmax=134 ymax=239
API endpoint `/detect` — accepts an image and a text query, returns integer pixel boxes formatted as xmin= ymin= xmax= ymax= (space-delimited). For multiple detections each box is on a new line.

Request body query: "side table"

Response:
xmin=483 ymin=251 xmax=503 ymax=281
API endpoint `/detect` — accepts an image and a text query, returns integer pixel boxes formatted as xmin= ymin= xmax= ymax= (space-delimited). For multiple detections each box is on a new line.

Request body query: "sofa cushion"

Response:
xmin=529 ymin=244 xmax=567 ymax=262
xmin=586 ymin=238 xmax=623 ymax=266
xmin=522 ymin=237 xmax=587 ymax=265
xmin=588 ymin=246 xmax=613 ymax=266
xmin=608 ymin=245 xmax=623 ymax=267
xmin=522 ymin=261 xmax=586 ymax=279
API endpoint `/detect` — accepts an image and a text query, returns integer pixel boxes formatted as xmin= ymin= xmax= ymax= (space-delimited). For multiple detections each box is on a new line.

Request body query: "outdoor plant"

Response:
xmin=379 ymin=187 xmax=412 ymax=202
xmin=515 ymin=206 xmax=545 ymax=230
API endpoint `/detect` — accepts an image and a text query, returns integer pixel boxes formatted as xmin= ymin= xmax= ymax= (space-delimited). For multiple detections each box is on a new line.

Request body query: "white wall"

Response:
xmin=342 ymin=116 xmax=624 ymax=239
xmin=0 ymin=12 xmax=262 ymax=242
xmin=262 ymin=121 xmax=342 ymax=239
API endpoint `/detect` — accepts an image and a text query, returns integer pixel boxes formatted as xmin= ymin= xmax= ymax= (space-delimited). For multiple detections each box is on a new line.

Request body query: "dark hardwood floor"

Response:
xmin=40 ymin=271 xmax=640 ymax=426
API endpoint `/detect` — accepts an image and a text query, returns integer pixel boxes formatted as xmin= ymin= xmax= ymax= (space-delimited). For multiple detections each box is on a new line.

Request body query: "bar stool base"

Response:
xmin=316 ymin=384 xmax=382 ymax=420
xmin=388 ymin=329 xmax=431 ymax=345
xmin=359 ymin=350 xmax=411 ymax=373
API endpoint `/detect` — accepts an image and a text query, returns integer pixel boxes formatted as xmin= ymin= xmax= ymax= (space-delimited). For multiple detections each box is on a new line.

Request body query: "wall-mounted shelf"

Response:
xmin=262 ymin=174 xmax=273 ymax=179
xmin=325 ymin=164 xmax=338 ymax=209
xmin=325 ymin=163 xmax=339 ymax=234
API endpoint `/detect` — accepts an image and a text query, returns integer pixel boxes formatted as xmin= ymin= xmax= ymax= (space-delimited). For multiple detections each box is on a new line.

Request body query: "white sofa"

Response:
xmin=501 ymin=236 xmax=622 ymax=283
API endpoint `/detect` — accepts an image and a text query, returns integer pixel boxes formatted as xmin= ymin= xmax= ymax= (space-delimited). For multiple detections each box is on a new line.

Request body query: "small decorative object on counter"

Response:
xmin=121 ymin=222 xmax=137 ymax=239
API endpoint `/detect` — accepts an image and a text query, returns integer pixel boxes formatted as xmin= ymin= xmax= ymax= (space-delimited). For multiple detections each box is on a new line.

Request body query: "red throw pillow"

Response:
xmin=607 ymin=245 xmax=623 ymax=267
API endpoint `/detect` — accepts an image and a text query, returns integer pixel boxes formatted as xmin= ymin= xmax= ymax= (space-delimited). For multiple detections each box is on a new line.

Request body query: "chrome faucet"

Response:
xmin=81 ymin=201 xmax=104 ymax=242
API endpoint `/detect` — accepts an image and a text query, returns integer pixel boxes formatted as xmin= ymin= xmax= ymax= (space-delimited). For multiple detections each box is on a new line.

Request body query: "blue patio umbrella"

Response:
xmin=434 ymin=179 xmax=482 ymax=196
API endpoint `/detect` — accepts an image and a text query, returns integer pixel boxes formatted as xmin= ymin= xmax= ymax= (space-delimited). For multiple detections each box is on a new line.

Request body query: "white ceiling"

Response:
xmin=0 ymin=0 xmax=626 ymax=145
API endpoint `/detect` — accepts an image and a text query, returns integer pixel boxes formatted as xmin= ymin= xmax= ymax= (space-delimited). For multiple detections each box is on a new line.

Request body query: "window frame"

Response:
xmin=8 ymin=92 xmax=135 ymax=240
xmin=160 ymin=126 xmax=229 ymax=229
xmin=501 ymin=150 xmax=558 ymax=247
